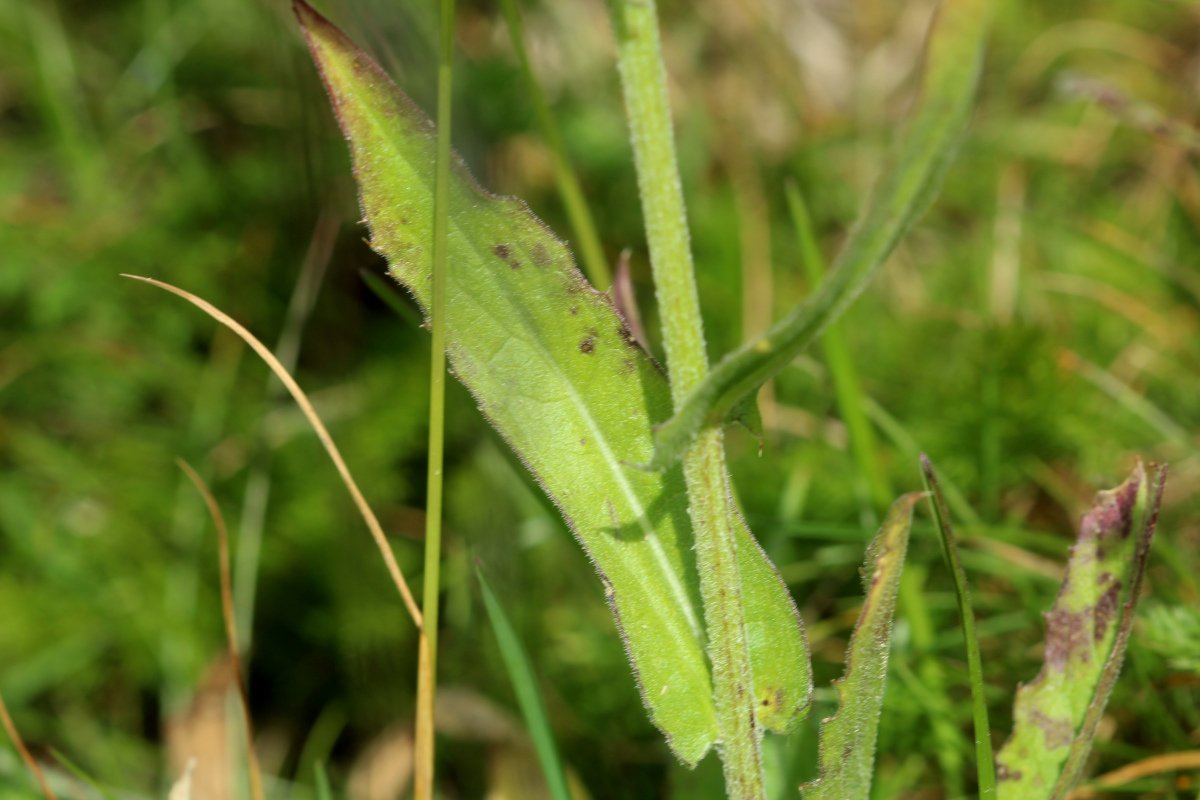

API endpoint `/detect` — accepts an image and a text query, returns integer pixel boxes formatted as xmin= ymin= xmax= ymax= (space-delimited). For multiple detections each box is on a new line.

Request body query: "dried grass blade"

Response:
xmin=176 ymin=458 xmax=265 ymax=800
xmin=122 ymin=274 xmax=422 ymax=628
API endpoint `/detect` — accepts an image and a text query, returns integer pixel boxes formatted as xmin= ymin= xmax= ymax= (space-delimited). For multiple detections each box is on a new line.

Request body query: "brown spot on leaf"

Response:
xmin=579 ymin=330 xmax=597 ymax=354
xmin=997 ymin=765 xmax=1022 ymax=782
xmin=617 ymin=321 xmax=639 ymax=349
xmin=531 ymin=242 xmax=552 ymax=268
xmin=1030 ymin=709 xmax=1074 ymax=749
xmin=1094 ymin=579 xmax=1122 ymax=642
xmin=1044 ymin=606 xmax=1092 ymax=671
xmin=493 ymin=243 xmax=520 ymax=269
xmin=569 ymin=306 xmax=579 ymax=316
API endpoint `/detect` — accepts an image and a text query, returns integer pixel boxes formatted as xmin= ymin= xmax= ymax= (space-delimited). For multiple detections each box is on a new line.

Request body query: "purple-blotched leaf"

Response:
xmin=996 ymin=461 xmax=1167 ymax=799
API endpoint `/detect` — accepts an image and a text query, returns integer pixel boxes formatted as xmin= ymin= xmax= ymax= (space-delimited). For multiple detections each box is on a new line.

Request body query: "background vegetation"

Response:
xmin=1 ymin=0 xmax=1198 ymax=796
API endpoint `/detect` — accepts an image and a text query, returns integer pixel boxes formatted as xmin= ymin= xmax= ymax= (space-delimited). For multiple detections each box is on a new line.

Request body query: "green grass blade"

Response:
xmin=294 ymin=1 xmax=809 ymax=763
xmin=478 ymin=570 xmax=572 ymax=800
xmin=646 ymin=0 xmax=995 ymax=471
xmin=314 ymin=761 xmax=334 ymax=800
xmin=996 ymin=461 xmax=1168 ymax=799
xmin=801 ymin=493 xmax=922 ymax=800
xmin=48 ymin=750 xmax=115 ymax=800
xmin=498 ymin=0 xmax=610 ymax=289
xmin=414 ymin=0 xmax=456 ymax=792
xmin=359 ymin=268 xmax=423 ymax=327
xmin=920 ymin=455 xmax=996 ymax=798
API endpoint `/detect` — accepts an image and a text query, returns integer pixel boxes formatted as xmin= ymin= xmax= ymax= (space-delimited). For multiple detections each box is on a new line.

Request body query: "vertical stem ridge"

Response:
xmin=606 ymin=1 xmax=764 ymax=795
xmin=414 ymin=0 xmax=455 ymax=796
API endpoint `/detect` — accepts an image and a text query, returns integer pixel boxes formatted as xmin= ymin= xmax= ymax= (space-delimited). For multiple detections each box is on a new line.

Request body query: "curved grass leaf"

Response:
xmin=645 ymin=0 xmax=995 ymax=471
xmin=920 ymin=455 xmax=996 ymax=798
xmin=478 ymin=570 xmax=572 ymax=800
xmin=996 ymin=461 xmax=1167 ymax=799
xmin=801 ymin=493 xmax=921 ymax=800
xmin=294 ymin=0 xmax=810 ymax=763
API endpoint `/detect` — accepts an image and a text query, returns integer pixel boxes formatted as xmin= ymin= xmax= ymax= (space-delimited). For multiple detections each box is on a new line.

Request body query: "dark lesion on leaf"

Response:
xmin=579 ymin=330 xmax=597 ymax=354
xmin=759 ymin=687 xmax=784 ymax=710
xmin=996 ymin=765 xmax=1022 ymax=782
xmin=1030 ymin=709 xmax=1074 ymax=749
xmin=1043 ymin=605 xmax=1093 ymax=671
xmin=493 ymin=243 xmax=521 ymax=269
xmin=1093 ymin=579 xmax=1122 ymax=642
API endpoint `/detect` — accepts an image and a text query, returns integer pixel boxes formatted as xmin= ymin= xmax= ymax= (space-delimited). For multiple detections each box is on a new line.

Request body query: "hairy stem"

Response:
xmin=606 ymin=0 xmax=763 ymax=795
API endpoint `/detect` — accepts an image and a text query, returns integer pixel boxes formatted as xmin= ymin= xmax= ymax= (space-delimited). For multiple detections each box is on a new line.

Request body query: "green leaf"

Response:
xmin=996 ymin=461 xmax=1167 ymax=799
xmin=801 ymin=493 xmax=921 ymax=800
xmin=294 ymin=0 xmax=810 ymax=763
xmin=920 ymin=455 xmax=996 ymax=798
xmin=645 ymin=0 xmax=995 ymax=471
xmin=478 ymin=569 xmax=572 ymax=800
xmin=314 ymin=762 xmax=334 ymax=800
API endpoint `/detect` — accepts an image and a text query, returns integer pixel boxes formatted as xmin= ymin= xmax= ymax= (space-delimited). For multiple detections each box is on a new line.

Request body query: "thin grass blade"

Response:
xmin=646 ymin=0 xmax=995 ymax=470
xmin=996 ymin=461 xmax=1167 ymax=799
xmin=294 ymin=0 xmax=810 ymax=763
xmin=498 ymin=0 xmax=610 ymax=288
xmin=920 ymin=454 xmax=996 ymax=798
xmin=0 ymin=692 xmax=57 ymax=800
xmin=413 ymin=0 xmax=456 ymax=793
xmin=48 ymin=750 xmax=117 ymax=800
xmin=123 ymin=274 xmax=422 ymax=628
xmin=176 ymin=459 xmax=265 ymax=800
xmin=314 ymin=762 xmax=334 ymax=800
xmin=801 ymin=493 xmax=922 ymax=800
xmin=478 ymin=569 xmax=572 ymax=800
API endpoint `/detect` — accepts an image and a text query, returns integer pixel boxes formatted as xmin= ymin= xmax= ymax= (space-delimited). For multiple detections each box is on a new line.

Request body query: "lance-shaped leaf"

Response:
xmin=996 ymin=461 xmax=1167 ymax=799
xmin=801 ymin=493 xmax=922 ymax=800
xmin=645 ymin=0 xmax=995 ymax=471
xmin=294 ymin=1 xmax=811 ymax=764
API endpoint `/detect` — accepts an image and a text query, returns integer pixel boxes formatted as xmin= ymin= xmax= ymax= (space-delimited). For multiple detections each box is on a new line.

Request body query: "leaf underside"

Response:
xmin=996 ymin=461 xmax=1167 ymax=799
xmin=801 ymin=493 xmax=922 ymax=800
xmin=295 ymin=0 xmax=811 ymax=764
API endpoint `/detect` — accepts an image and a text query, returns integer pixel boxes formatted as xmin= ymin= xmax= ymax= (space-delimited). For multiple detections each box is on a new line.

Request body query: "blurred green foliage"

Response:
xmin=1 ymin=0 xmax=1197 ymax=797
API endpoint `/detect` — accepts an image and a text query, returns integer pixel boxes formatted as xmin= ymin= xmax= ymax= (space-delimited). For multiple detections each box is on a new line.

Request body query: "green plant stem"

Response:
xmin=499 ymin=0 xmax=611 ymax=289
xmin=414 ymin=0 xmax=455 ymax=796
xmin=607 ymin=1 xmax=763 ymax=796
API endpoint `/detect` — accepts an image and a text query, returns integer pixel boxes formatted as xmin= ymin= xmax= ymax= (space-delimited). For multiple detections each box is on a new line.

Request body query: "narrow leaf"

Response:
xmin=921 ymin=454 xmax=996 ymax=798
xmin=314 ymin=762 xmax=333 ymax=800
xmin=478 ymin=570 xmax=572 ymax=800
xmin=294 ymin=1 xmax=810 ymax=763
xmin=996 ymin=461 xmax=1167 ymax=799
xmin=646 ymin=0 xmax=995 ymax=470
xmin=801 ymin=493 xmax=922 ymax=800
